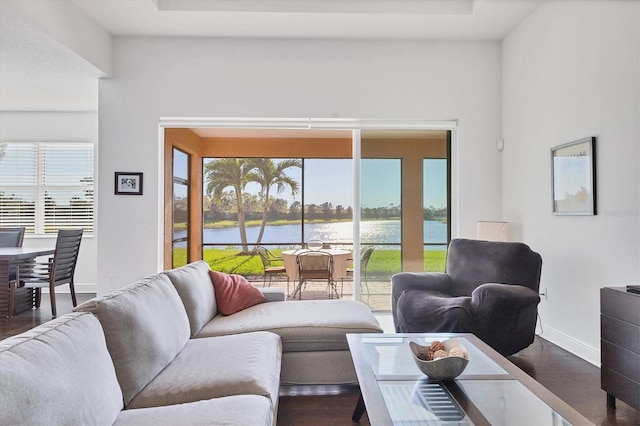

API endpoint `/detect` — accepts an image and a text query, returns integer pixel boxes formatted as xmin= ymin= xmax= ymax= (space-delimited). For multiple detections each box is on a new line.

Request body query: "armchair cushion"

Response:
xmin=391 ymin=272 xmax=464 ymax=333
xmin=394 ymin=290 xmax=472 ymax=333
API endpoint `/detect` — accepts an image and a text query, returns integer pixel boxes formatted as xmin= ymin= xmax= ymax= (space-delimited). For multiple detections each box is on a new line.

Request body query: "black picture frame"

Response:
xmin=114 ymin=172 xmax=143 ymax=195
xmin=551 ymin=137 xmax=596 ymax=215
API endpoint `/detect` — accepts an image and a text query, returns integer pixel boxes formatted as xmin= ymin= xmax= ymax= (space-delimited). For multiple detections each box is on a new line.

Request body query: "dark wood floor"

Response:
xmin=1 ymin=294 xmax=638 ymax=425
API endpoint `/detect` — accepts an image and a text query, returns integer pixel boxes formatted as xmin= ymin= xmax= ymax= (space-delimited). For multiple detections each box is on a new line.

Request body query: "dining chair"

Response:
xmin=294 ymin=251 xmax=339 ymax=300
xmin=256 ymin=246 xmax=289 ymax=291
xmin=0 ymin=227 xmax=26 ymax=248
xmin=10 ymin=229 xmax=83 ymax=318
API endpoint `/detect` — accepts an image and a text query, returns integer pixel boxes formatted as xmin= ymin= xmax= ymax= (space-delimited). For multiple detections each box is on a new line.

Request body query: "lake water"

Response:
xmin=175 ymin=220 xmax=447 ymax=250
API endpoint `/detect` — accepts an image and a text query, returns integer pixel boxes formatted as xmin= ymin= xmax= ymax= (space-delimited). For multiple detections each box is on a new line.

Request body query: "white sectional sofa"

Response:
xmin=0 ymin=312 xmax=276 ymax=426
xmin=165 ymin=261 xmax=383 ymax=386
xmin=0 ymin=260 xmax=382 ymax=425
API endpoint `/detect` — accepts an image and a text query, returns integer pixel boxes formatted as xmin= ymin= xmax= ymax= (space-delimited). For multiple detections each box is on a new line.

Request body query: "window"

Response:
xmin=0 ymin=141 xmax=94 ymax=235
xmin=172 ymin=148 xmax=190 ymax=267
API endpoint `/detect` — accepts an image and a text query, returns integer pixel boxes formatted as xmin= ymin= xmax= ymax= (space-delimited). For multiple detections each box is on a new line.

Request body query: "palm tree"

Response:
xmin=251 ymin=158 xmax=301 ymax=249
xmin=204 ymin=158 xmax=258 ymax=253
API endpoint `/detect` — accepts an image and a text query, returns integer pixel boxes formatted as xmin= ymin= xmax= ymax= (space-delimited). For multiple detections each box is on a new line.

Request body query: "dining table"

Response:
xmin=281 ymin=248 xmax=352 ymax=281
xmin=0 ymin=247 xmax=55 ymax=317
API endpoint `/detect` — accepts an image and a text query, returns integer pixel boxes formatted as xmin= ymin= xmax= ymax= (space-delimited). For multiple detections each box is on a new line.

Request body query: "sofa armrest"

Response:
xmin=260 ymin=287 xmax=287 ymax=302
xmin=471 ymin=283 xmax=540 ymax=313
xmin=470 ymin=283 xmax=541 ymax=356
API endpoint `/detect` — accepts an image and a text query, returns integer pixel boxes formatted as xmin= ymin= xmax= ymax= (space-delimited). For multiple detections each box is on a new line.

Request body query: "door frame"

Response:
xmin=158 ymin=117 xmax=458 ymax=298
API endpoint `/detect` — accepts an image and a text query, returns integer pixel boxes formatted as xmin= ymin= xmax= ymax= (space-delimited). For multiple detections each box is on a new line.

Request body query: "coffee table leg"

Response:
xmin=351 ymin=393 xmax=366 ymax=422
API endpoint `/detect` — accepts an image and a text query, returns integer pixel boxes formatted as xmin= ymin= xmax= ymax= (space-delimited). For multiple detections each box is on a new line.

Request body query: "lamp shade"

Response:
xmin=476 ymin=221 xmax=509 ymax=242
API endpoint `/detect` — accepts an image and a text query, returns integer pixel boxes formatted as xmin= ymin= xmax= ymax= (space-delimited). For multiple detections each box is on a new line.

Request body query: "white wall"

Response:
xmin=98 ymin=38 xmax=503 ymax=292
xmin=0 ymin=111 xmax=99 ymax=292
xmin=502 ymin=0 xmax=640 ymax=364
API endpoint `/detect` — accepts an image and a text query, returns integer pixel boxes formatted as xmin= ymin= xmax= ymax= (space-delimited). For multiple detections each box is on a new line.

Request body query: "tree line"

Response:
xmin=179 ymin=195 xmax=447 ymax=225
xmin=179 ymin=158 xmax=447 ymax=254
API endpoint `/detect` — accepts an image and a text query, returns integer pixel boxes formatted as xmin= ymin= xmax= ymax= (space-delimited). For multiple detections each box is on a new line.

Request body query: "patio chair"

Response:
xmin=293 ymin=251 xmax=339 ymax=300
xmin=256 ymin=246 xmax=288 ymax=290
xmin=346 ymin=246 xmax=375 ymax=296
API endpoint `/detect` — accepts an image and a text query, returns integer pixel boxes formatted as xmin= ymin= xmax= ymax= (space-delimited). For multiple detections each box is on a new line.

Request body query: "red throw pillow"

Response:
xmin=208 ymin=270 xmax=266 ymax=315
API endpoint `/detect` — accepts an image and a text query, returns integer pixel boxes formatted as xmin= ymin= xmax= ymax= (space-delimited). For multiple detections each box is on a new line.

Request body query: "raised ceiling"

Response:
xmin=73 ymin=0 xmax=544 ymax=40
xmin=0 ymin=0 xmax=544 ymax=111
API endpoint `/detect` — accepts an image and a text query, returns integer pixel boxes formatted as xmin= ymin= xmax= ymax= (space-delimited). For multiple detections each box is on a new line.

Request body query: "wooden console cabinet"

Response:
xmin=600 ymin=287 xmax=640 ymax=410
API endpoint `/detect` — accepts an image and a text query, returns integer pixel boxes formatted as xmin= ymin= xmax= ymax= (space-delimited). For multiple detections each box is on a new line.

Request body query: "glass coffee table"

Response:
xmin=347 ymin=333 xmax=592 ymax=425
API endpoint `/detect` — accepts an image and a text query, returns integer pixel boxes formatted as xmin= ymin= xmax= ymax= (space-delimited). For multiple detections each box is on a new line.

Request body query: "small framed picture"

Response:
xmin=551 ymin=137 xmax=596 ymax=215
xmin=115 ymin=172 xmax=143 ymax=195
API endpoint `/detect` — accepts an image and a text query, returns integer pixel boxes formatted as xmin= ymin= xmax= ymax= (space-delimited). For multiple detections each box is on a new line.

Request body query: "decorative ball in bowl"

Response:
xmin=409 ymin=338 xmax=469 ymax=380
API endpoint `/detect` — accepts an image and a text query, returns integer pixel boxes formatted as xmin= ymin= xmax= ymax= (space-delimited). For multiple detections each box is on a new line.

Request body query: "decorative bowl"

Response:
xmin=409 ymin=338 xmax=469 ymax=380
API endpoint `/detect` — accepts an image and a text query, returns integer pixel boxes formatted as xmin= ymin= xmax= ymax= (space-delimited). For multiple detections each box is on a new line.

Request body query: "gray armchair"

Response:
xmin=391 ymin=238 xmax=542 ymax=356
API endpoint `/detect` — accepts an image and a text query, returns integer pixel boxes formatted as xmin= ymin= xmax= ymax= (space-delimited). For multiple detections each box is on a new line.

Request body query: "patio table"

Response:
xmin=281 ymin=248 xmax=351 ymax=281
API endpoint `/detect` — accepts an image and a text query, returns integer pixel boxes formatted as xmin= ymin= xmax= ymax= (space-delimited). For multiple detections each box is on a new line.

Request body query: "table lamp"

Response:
xmin=476 ymin=221 xmax=509 ymax=242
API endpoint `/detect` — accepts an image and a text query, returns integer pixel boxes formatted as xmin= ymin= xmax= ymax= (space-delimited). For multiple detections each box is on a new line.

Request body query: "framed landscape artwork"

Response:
xmin=551 ymin=137 xmax=596 ymax=215
xmin=115 ymin=172 xmax=143 ymax=195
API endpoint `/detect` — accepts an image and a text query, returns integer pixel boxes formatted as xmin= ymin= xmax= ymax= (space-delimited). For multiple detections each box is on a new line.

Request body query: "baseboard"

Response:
xmin=540 ymin=325 xmax=600 ymax=367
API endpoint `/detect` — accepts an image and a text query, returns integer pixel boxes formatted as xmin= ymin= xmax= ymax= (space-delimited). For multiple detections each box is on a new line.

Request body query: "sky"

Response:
xmin=199 ymin=157 xmax=447 ymax=209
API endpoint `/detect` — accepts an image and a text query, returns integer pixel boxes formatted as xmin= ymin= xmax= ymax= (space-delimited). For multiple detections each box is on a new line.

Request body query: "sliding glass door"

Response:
xmin=424 ymin=158 xmax=449 ymax=270
xmin=358 ymin=130 xmax=450 ymax=311
xmin=359 ymin=159 xmax=402 ymax=309
xmin=164 ymin=123 xmax=451 ymax=311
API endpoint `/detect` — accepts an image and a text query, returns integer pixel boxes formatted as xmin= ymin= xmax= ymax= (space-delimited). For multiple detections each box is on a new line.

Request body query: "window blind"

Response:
xmin=0 ymin=141 xmax=94 ymax=235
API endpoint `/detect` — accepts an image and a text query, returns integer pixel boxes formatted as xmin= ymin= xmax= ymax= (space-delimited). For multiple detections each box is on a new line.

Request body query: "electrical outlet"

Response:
xmin=108 ymin=274 xmax=117 ymax=284
xmin=539 ymin=288 xmax=547 ymax=299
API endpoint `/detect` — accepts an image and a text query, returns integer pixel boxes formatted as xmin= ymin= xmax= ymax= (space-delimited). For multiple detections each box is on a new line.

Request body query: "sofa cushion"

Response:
xmin=164 ymin=260 xmax=217 ymax=337
xmin=209 ymin=270 xmax=266 ymax=315
xmin=395 ymin=290 xmax=472 ymax=333
xmin=115 ymin=395 xmax=273 ymax=426
xmin=260 ymin=287 xmax=287 ymax=302
xmin=0 ymin=312 xmax=123 ymax=426
xmin=75 ymin=273 xmax=191 ymax=406
xmin=196 ymin=299 xmax=383 ymax=352
xmin=127 ymin=331 xmax=281 ymax=410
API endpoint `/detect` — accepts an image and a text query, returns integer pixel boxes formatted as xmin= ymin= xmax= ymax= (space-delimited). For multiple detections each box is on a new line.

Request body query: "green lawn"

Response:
xmin=172 ymin=247 xmax=446 ymax=277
